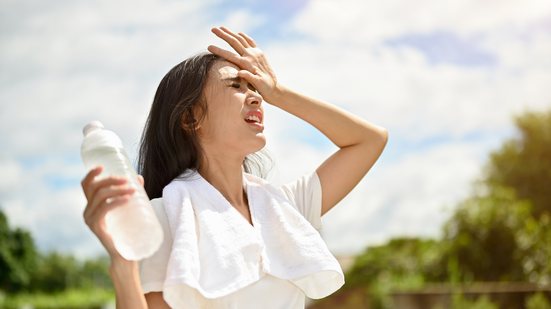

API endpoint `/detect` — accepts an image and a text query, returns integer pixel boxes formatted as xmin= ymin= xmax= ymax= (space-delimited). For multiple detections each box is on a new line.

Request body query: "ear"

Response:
xmin=181 ymin=112 xmax=202 ymax=132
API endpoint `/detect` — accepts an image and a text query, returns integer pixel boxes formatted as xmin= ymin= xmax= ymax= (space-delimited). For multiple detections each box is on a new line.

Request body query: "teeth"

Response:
xmin=246 ymin=115 xmax=261 ymax=123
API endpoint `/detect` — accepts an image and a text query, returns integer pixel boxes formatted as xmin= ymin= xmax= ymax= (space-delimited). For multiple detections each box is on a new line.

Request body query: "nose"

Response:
xmin=246 ymin=90 xmax=263 ymax=106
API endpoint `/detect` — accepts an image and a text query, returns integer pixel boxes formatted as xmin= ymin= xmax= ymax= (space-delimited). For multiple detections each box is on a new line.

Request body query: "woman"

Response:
xmin=81 ymin=26 xmax=388 ymax=308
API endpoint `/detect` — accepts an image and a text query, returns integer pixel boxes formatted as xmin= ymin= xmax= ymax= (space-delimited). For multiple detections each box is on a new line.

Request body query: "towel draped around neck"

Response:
xmin=159 ymin=170 xmax=344 ymax=308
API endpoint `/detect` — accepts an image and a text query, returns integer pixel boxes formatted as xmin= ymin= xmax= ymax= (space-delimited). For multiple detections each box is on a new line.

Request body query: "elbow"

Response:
xmin=356 ymin=127 xmax=388 ymax=151
xmin=380 ymin=127 xmax=389 ymax=145
xmin=374 ymin=126 xmax=389 ymax=148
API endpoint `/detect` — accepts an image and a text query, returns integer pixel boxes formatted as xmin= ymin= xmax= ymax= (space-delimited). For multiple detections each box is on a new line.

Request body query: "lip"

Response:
xmin=247 ymin=121 xmax=264 ymax=131
xmin=244 ymin=110 xmax=263 ymax=123
xmin=243 ymin=110 xmax=264 ymax=131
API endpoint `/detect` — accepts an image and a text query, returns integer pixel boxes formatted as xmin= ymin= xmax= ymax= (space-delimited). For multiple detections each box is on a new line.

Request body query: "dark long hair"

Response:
xmin=138 ymin=52 xmax=271 ymax=199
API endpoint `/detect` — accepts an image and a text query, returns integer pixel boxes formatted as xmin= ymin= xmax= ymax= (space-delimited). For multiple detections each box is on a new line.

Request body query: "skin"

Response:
xmin=81 ymin=26 xmax=388 ymax=308
xmin=196 ymin=60 xmax=266 ymax=223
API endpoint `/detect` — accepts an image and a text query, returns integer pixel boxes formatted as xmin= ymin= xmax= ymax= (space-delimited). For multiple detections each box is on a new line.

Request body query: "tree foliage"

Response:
xmin=341 ymin=108 xmax=551 ymax=308
xmin=347 ymin=237 xmax=444 ymax=288
xmin=485 ymin=110 xmax=551 ymax=218
xmin=0 ymin=208 xmax=112 ymax=295
xmin=0 ymin=209 xmax=38 ymax=292
xmin=445 ymin=109 xmax=551 ymax=283
xmin=442 ymin=187 xmax=532 ymax=282
xmin=345 ymin=237 xmax=444 ymax=309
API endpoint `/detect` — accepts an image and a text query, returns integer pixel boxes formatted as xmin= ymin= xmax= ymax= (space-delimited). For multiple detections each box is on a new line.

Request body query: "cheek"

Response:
xmin=201 ymin=109 xmax=241 ymax=138
xmin=202 ymin=93 xmax=246 ymax=136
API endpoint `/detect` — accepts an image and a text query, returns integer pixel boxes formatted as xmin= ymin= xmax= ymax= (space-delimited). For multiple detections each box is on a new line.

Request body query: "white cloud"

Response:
xmin=265 ymin=34 xmax=551 ymax=143
xmin=219 ymin=9 xmax=267 ymax=33
xmin=321 ymin=139 xmax=489 ymax=254
xmin=0 ymin=159 xmax=23 ymax=196
xmin=1 ymin=0 xmax=550 ymax=260
xmin=291 ymin=0 xmax=551 ymax=44
xmin=260 ymin=0 xmax=551 ymax=254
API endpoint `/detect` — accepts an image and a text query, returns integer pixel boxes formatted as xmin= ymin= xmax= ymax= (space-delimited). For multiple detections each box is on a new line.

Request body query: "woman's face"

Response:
xmin=198 ymin=60 xmax=266 ymax=157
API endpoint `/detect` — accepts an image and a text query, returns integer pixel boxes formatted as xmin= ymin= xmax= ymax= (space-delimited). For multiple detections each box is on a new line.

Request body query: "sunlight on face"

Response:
xmin=198 ymin=60 xmax=266 ymax=157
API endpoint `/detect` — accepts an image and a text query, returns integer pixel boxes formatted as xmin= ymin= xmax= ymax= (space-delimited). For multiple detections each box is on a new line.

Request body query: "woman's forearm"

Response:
xmin=109 ymin=258 xmax=148 ymax=309
xmin=268 ymin=84 xmax=388 ymax=213
xmin=268 ymin=85 xmax=388 ymax=148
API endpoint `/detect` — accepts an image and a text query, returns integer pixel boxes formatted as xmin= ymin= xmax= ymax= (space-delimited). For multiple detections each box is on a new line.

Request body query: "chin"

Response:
xmin=247 ymin=135 xmax=267 ymax=154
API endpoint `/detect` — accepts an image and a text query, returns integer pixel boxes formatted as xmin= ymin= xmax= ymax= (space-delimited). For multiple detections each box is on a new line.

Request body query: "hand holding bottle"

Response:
xmin=81 ymin=166 xmax=141 ymax=260
xmin=80 ymin=121 xmax=163 ymax=261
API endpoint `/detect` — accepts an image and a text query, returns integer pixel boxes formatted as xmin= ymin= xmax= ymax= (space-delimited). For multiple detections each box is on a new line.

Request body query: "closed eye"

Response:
xmin=225 ymin=77 xmax=257 ymax=93
xmin=248 ymin=84 xmax=257 ymax=93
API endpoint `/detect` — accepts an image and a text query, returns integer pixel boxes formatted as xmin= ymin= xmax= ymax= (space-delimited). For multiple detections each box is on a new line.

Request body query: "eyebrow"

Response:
xmin=220 ymin=75 xmax=257 ymax=92
xmin=221 ymin=76 xmax=241 ymax=82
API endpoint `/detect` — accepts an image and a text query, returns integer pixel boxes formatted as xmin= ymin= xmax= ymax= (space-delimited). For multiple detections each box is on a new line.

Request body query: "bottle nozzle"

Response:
xmin=83 ymin=121 xmax=105 ymax=136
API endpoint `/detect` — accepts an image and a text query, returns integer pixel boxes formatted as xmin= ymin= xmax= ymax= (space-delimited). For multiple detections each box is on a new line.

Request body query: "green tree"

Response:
xmin=323 ymin=108 xmax=551 ymax=307
xmin=485 ymin=110 xmax=551 ymax=218
xmin=347 ymin=237 xmax=444 ymax=287
xmin=79 ymin=255 xmax=113 ymax=290
xmin=525 ymin=292 xmax=551 ymax=309
xmin=0 ymin=208 xmax=38 ymax=292
xmin=442 ymin=187 xmax=532 ymax=282
xmin=345 ymin=237 xmax=444 ymax=308
xmin=442 ymin=108 xmax=551 ymax=283
xmin=30 ymin=252 xmax=81 ymax=293
xmin=517 ymin=213 xmax=551 ymax=285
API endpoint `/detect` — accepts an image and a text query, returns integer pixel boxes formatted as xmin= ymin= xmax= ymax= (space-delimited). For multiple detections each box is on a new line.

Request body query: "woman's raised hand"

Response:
xmin=81 ymin=166 xmax=143 ymax=261
xmin=208 ymin=26 xmax=280 ymax=102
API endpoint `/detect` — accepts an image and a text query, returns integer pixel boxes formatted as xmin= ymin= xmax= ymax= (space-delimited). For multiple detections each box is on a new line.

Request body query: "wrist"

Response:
xmin=265 ymin=83 xmax=288 ymax=106
xmin=109 ymin=256 xmax=138 ymax=279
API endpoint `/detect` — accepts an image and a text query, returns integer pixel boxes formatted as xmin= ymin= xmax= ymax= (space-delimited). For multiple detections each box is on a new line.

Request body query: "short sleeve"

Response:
xmin=139 ymin=198 xmax=173 ymax=293
xmin=279 ymin=171 xmax=323 ymax=230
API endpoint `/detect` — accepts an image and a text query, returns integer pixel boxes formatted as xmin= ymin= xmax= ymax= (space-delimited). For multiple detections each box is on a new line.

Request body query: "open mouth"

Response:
xmin=244 ymin=114 xmax=262 ymax=124
xmin=244 ymin=110 xmax=263 ymax=127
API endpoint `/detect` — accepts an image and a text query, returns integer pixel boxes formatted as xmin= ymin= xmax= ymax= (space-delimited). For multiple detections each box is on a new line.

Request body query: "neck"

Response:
xmin=199 ymin=149 xmax=246 ymax=207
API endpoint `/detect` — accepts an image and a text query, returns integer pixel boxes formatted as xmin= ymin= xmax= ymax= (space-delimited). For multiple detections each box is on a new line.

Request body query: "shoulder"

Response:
xmin=244 ymin=173 xmax=282 ymax=195
xmin=163 ymin=169 xmax=200 ymax=189
xmin=150 ymin=198 xmax=169 ymax=226
xmin=161 ymin=169 xmax=201 ymax=199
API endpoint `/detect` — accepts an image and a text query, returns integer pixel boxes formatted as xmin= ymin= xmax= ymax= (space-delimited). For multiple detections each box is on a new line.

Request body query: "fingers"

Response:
xmin=83 ymin=184 xmax=135 ymax=223
xmin=84 ymin=195 xmax=130 ymax=227
xmin=85 ymin=175 xmax=128 ymax=202
xmin=237 ymin=70 xmax=260 ymax=85
xmin=238 ymin=32 xmax=257 ymax=48
xmin=83 ymin=193 xmax=130 ymax=254
xmin=93 ymin=185 xmax=135 ymax=209
xmin=207 ymin=45 xmax=240 ymax=63
xmin=81 ymin=166 xmax=103 ymax=198
xmin=208 ymin=45 xmax=254 ymax=72
xmin=220 ymin=26 xmax=251 ymax=48
xmin=211 ymin=26 xmax=258 ymax=52
xmin=211 ymin=27 xmax=246 ymax=55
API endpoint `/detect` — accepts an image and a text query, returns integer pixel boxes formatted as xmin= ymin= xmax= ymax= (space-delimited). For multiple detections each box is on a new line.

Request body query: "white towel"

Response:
xmin=160 ymin=170 xmax=344 ymax=308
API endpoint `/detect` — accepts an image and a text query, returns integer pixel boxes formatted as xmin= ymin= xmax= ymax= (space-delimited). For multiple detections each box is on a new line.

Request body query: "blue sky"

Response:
xmin=1 ymin=0 xmax=550 ymax=258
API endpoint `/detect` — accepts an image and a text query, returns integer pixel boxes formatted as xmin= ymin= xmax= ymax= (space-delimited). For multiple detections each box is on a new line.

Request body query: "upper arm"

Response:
xmin=145 ymin=292 xmax=171 ymax=309
xmin=316 ymin=134 xmax=388 ymax=215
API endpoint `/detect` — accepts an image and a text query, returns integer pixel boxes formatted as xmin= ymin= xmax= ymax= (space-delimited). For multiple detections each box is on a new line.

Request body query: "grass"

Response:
xmin=0 ymin=288 xmax=114 ymax=309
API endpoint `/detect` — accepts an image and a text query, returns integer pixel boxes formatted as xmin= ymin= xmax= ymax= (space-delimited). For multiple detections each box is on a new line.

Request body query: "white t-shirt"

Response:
xmin=139 ymin=172 xmax=326 ymax=308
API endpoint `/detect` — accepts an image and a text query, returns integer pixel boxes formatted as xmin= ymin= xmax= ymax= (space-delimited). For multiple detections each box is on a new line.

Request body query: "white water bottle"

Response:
xmin=81 ymin=121 xmax=163 ymax=260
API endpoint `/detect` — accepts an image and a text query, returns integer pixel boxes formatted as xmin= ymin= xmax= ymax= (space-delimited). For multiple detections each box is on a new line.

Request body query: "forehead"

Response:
xmin=211 ymin=60 xmax=239 ymax=80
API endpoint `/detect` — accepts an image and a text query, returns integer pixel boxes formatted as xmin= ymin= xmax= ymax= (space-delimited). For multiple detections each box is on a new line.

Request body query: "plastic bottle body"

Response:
xmin=81 ymin=123 xmax=163 ymax=260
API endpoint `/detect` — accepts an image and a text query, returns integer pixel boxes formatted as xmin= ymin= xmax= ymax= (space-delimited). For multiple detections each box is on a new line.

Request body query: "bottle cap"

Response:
xmin=83 ymin=121 xmax=104 ymax=136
